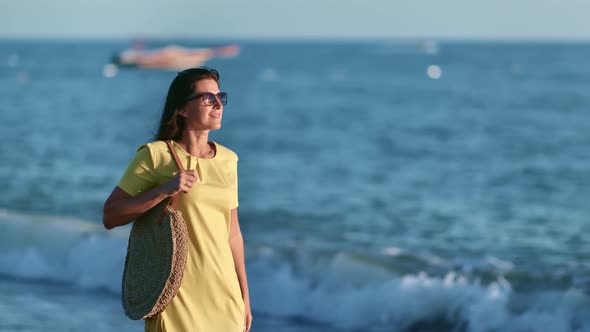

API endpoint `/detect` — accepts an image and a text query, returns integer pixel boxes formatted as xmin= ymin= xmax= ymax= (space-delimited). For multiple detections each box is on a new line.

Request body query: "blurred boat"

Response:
xmin=110 ymin=44 xmax=240 ymax=70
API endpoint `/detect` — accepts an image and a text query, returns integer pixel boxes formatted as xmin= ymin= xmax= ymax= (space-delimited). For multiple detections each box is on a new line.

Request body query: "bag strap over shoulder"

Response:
xmin=165 ymin=140 xmax=185 ymax=171
xmin=156 ymin=141 xmax=185 ymax=224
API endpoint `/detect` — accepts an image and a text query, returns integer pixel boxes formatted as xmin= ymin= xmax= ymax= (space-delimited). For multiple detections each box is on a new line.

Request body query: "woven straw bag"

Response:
xmin=122 ymin=141 xmax=189 ymax=320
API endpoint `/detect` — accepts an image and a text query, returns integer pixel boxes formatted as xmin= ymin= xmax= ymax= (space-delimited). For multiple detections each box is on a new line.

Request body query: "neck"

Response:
xmin=177 ymin=130 xmax=214 ymax=158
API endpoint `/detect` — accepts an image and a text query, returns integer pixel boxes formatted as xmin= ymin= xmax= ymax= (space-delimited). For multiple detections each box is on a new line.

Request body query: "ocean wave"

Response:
xmin=247 ymin=247 xmax=590 ymax=332
xmin=0 ymin=209 xmax=128 ymax=294
xmin=1 ymin=209 xmax=589 ymax=331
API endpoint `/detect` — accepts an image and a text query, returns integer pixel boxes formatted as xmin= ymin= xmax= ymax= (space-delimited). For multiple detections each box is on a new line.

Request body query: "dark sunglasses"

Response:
xmin=185 ymin=92 xmax=228 ymax=106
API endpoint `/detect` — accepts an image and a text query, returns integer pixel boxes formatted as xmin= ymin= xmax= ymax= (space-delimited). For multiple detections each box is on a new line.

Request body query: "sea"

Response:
xmin=0 ymin=40 xmax=589 ymax=332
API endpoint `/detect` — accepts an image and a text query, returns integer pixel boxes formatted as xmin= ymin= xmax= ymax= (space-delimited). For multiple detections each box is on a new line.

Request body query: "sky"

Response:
xmin=1 ymin=0 xmax=590 ymax=40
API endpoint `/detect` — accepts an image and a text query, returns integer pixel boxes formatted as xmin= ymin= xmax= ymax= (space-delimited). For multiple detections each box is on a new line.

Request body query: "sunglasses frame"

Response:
xmin=185 ymin=92 xmax=228 ymax=106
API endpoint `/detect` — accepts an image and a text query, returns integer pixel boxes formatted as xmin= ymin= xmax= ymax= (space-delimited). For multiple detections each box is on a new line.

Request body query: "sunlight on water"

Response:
xmin=1 ymin=40 xmax=590 ymax=332
xmin=427 ymin=64 xmax=442 ymax=79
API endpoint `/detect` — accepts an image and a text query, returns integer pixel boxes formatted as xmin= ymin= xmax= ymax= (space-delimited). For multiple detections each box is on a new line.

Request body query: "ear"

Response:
xmin=177 ymin=107 xmax=189 ymax=118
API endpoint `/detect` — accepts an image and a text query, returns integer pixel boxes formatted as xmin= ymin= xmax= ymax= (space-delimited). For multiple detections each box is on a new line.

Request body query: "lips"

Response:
xmin=210 ymin=112 xmax=222 ymax=118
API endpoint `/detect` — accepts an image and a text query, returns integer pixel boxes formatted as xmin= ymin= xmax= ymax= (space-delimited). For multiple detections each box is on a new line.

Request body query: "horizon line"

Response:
xmin=1 ymin=34 xmax=589 ymax=44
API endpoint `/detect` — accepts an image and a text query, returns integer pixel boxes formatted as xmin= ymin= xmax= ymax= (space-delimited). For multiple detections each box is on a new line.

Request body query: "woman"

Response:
xmin=103 ymin=67 xmax=252 ymax=332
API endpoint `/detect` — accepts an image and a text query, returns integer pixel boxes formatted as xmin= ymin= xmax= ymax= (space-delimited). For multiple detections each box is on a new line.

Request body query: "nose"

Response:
xmin=212 ymin=96 xmax=223 ymax=108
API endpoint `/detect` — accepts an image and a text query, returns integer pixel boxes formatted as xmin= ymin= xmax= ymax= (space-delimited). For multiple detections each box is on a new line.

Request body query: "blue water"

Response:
xmin=1 ymin=40 xmax=590 ymax=332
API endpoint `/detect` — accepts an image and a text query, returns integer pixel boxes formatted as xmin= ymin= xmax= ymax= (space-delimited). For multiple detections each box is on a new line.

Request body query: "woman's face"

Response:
xmin=180 ymin=78 xmax=225 ymax=131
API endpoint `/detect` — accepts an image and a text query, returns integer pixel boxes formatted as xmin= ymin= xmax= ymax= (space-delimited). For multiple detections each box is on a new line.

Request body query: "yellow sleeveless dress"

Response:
xmin=118 ymin=140 xmax=245 ymax=332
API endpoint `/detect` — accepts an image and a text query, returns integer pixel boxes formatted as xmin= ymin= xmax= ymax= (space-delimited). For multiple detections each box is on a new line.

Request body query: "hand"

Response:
xmin=162 ymin=170 xmax=198 ymax=195
xmin=244 ymin=302 xmax=252 ymax=332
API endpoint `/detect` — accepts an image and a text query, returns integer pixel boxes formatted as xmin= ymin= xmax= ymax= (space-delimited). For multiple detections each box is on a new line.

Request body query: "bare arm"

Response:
xmin=229 ymin=208 xmax=252 ymax=332
xmin=102 ymin=170 xmax=197 ymax=230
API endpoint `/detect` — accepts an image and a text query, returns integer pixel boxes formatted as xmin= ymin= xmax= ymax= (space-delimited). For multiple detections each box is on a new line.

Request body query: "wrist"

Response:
xmin=153 ymin=186 xmax=174 ymax=199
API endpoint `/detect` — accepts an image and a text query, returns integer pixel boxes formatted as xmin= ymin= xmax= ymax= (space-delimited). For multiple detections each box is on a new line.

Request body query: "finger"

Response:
xmin=182 ymin=183 xmax=190 ymax=193
xmin=245 ymin=316 xmax=252 ymax=332
xmin=177 ymin=179 xmax=187 ymax=193
xmin=183 ymin=171 xmax=197 ymax=182
xmin=179 ymin=171 xmax=191 ymax=180
xmin=180 ymin=173 xmax=193 ymax=182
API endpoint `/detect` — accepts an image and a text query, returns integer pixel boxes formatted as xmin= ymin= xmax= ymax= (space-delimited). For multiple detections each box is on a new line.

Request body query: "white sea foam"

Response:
xmin=0 ymin=209 xmax=128 ymax=294
xmin=249 ymin=252 xmax=590 ymax=332
xmin=1 ymin=210 xmax=589 ymax=332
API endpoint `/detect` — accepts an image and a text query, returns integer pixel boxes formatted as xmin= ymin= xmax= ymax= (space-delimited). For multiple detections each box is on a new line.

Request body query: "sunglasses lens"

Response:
xmin=202 ymin=93 xmax=216 ymax=105
xmin=218 ymin=92 xmax=228 ymax=106
xmin=196 ymin=92 xmax=228 ymax=106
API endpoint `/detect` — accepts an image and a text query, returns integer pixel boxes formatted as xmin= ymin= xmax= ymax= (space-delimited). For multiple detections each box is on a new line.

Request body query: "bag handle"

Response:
xmin=165 ymin=140 xmax=185 ymax=172
xmin=156 ymin=140 xmax=185 ymax=224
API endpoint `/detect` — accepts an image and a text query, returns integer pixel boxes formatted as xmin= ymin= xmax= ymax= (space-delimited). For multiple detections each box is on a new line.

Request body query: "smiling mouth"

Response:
xmin=210 ymin=113 xmax=222 ymax=118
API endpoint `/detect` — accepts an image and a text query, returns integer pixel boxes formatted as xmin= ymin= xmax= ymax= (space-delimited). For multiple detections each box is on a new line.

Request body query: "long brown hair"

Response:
xmin=155 ymin=67 xmax=220 ymax=141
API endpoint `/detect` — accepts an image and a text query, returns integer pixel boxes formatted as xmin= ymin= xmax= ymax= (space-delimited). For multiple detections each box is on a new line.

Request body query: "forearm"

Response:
xmin=230 ymin=233 xmax=250 ymax=306
xmin=103 ymin=186 xmax=170 ymax=229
